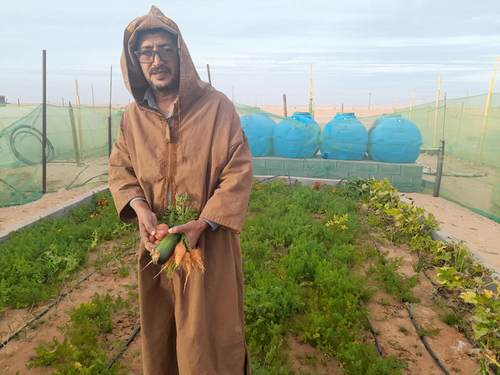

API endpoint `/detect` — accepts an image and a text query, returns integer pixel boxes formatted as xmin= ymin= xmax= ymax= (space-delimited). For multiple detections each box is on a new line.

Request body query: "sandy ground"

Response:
xmin=401 ymin=192 xmax=500 ymax=272
xmin=366 ymin=236 xmax=481 ymax=374
xmin=0 ymin=183 xmax=107 ymax=230
xmin=258 ymin=105 xmax=394 ymax=125
xmin=0 ymin=241 xmax=140 ymax=374
xmin=417 ymin=153 xmax=500 ymax=219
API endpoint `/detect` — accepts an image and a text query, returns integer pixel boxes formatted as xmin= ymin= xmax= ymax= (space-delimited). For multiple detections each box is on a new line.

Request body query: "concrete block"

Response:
xmin=288 ymin=169 xmax=310 ymax=178
xmin=328 ymin=171 xmax=350 ymax=180
xmin=252 ymin=158 xmax=267 ymax=168
xmin=379 ymin=164 xmax=401 ymax=175
xmin=398 ymin=186 xmax=419 ymax=193
xmin=337 ymin=161 xmax=358 ymax=172
xmin=372 ymin=174 xmax=389 ymax=181
xmin=421 ymin=179 xmax=435 ymax=190
xmin=266 ymin=158 xmax=285 ymax=169
xmin=253 ymin=167 xmax=271 ymax=176
xmin=357 ymin=163 xmax=380 ymax=174
xmin=270 ymin=168 xmax=288 ymax=176
xmin=323 ymin=160 xmax=338 ymax=171
xmin=390 ymin=175 xmax=414 ymax=187
xmin=349 ymin=172 xmax=371 ymax=179
xmin=284 ymin=159 xmax=305 ymax=170
xmin=308 ymin=168 xmax=328 ymax=179
xmin=401 ymin=165 xmax=424 ymax=177
xmin=304 ymin=159 xmax=328 ymax=178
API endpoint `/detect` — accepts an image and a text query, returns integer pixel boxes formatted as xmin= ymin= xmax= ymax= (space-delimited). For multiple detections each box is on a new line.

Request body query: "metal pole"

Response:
xmin=433 ymin=93 xmax=446 ymax=197
xmin=62 ymin=97 xmax=65 ymax=107
xmin=393 ymin=93 xmax=397 ymax=112
xmin=109 ymin=65 xmax=113 ymax=117
xmin=75 ymin=79 xmax=83 ymax=158
xmin=409 ymin=89 xmax=415 ymax=121
xmin=17 ymin=98 xmax=20 ymax=107
xmin=91 ymin=84 xmax=95 ymax=107
xmin=433 ymin=76 xmax=442 ymax=147
xmin=42 ymin=50 xmax=47 ymax=194
xmin=283 ymin=94 xmax=288 ymax=117
xmin=231 ymin=86 xmax=234 ymax=102
xmin=308 ymin=63 xmax=313 ymax=117
xmin=478 ymin=56 xmax=498 ymax=164
xmin=342 ymin=103 xmax=344 ymax=112
xmin=108 ymin=64 xmax=113 ymax=157
xmin=456 ymin=102 xmax=464 ymax=145
xmin=68 ymin=102 xmax=81 ymax=167
xmin=206 ymin=64 xmax=211 ymax=85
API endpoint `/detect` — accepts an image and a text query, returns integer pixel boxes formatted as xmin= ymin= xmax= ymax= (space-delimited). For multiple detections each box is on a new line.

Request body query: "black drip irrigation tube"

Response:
xmin=418 ymin=251 xmax=477 ymax=348
xmin=107 ymin=324 xmax=141 ymax=369
xmin=417 ymin=251 xmax=499 ymax=375
xmin=368 ymin=234 xmax=451 ymax=375
xmin=0 ymin=268 xmax=100 ymax=350
xmin=0 ymin=260 xmax=142 ymax=368
xmin=367 ymin=317 xmax=384 ymax=359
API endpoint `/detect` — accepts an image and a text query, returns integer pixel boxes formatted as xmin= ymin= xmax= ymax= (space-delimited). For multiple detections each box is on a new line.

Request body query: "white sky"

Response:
xmin=0 ymin=0 xmax=499 ymax=107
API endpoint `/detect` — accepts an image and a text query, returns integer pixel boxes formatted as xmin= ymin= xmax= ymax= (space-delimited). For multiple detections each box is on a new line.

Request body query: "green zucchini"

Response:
xmin=155 ymin=232 xmax=181 ymax=265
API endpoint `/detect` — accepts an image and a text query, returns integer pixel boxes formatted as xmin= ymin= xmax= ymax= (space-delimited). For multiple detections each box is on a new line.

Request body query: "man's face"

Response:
xmin=136 ymin=31 xmax=180 ymax=92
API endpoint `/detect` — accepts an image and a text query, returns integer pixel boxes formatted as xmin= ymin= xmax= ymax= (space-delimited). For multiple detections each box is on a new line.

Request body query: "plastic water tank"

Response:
xmin=240 ymin=114 xmax=276 ymax=157
xmin=273 ymin=112 xmax=320 ymax=158
xmin=321 ymin=112 xmax=368 ymax=160
xmin=368 ymin=114 xmax=422 ymax=163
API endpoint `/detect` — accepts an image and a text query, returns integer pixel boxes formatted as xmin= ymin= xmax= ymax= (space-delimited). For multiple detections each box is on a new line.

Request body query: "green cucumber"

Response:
xmin=156 ymin=232 xmax=181 ymax=265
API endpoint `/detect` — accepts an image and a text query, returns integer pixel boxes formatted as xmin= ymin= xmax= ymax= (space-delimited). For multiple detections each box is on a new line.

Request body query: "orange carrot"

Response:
xmin=182 ymin=252 xmax=192 ymax=292
xmin=190 ymin=248 xmax=205 ymax=273
xmin=174 ymin=243 xmax=187 ymax=266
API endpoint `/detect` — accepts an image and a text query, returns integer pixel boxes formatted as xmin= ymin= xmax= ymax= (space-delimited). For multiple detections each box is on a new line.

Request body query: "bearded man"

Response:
xmin=108 ymin=6 xmax=253 ymax=375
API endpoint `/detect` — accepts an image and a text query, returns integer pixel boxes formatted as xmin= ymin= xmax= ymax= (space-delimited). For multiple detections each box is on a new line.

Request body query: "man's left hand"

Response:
xmin=168 ymin=219 xmax=209 ymax=248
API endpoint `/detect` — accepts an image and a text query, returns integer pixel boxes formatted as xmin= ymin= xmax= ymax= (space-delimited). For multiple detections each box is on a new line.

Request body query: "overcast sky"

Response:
xmin=0 ymin=0 xmax=498 ymax=107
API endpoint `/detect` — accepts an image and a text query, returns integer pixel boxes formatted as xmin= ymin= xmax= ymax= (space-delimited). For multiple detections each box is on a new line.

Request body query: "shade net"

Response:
xmin=0 ymin=93 xmax=498 ymax=223
xmin=0 ymin=104 xmax=121 ymax=207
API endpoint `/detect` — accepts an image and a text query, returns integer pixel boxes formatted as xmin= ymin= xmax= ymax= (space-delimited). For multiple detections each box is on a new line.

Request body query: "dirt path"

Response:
xmin=0 ymin=183 xmax=108 ymax=231
xmin=365 ymin=235 xmax=481 ymax=374
xmin=0 ymin=241 xmax=141 ymax=374
xmin=401 ymin=192 xmax=500 ymax=271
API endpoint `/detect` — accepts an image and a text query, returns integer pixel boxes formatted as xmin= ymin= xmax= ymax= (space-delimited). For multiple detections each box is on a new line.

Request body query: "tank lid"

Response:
xmin=293 ymin=111 xmax=311 ymax=116
xmin=336 ymin=112 xmax=355 ymax=117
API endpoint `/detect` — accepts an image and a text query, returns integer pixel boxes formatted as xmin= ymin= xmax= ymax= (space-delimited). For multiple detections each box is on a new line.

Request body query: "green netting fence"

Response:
xmin=0 ymin=105 xmax=121 ymax=207
xmin=234 ymin=95 xmax=500 ymax=223
xmin=394 ymin=93 xmax=500 ymax=222
xmin=0 ymin=93 xmax=498 ymax=223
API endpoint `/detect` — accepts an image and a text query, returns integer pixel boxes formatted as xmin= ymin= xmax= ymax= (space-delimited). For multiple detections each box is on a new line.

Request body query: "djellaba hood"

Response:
xmin=121 ymin=6 xmax=211 ymax=115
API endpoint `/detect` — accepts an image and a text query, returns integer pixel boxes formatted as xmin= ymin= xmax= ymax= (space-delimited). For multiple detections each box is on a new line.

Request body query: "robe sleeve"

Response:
xmin=108 ymin=114 xmax=145 ymax=223
xmin=199 ymin=112 xmax=253 ymax=234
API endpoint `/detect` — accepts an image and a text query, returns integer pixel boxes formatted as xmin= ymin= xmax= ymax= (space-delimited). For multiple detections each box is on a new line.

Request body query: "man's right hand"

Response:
xmin=131 ymin=199 xmax=158 ymax=246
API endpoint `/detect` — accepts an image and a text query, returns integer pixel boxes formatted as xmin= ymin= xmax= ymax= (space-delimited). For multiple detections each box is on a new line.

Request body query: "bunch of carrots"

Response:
xmin=143 ymin=193 xmax=204 ymax=289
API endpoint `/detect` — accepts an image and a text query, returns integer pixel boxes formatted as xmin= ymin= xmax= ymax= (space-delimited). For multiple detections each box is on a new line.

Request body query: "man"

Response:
xmin=108 ymin=6 xmax=253 ymax=375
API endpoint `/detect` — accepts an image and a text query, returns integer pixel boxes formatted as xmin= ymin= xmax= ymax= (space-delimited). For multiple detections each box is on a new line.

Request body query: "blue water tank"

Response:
xmin=273 ymin=112 xmax=320 ymax=158
xmin=321 ymin=112 xmax=368 ymax=160
xmin=240 ymin=114 xmax=276 ymax=157
xmin=368 ymin=114 xmax=423 ymax=163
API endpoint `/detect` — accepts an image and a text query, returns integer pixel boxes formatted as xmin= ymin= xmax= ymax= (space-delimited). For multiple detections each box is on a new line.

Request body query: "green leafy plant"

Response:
xmin=28 ymin=293 xmax=130 ymax=374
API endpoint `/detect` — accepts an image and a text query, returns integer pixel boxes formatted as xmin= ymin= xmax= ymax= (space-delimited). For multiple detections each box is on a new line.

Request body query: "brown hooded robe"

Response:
xmin=108 ymin=6 xmax=253 ymax=375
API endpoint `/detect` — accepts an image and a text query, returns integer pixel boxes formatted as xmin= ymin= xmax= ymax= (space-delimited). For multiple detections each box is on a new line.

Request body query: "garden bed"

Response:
xmin=0 ymin=180 xmax=498 ymax=374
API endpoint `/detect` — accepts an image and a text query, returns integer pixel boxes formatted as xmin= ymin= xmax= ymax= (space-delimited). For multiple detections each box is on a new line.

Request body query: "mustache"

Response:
xmin=150 ymin=66 xmax=171 ymax=75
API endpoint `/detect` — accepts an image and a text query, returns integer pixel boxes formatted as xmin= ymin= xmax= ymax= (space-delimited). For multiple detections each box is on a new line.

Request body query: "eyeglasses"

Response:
xmin=134 ymin=47 xmax=179 ymax=63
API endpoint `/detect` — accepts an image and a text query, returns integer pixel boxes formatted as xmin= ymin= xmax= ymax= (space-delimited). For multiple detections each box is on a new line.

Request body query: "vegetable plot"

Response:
xmin=143 ymin=193 xmax=204 ymax=287
xmin=1 ymin=179 xmax=497 ymax=374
